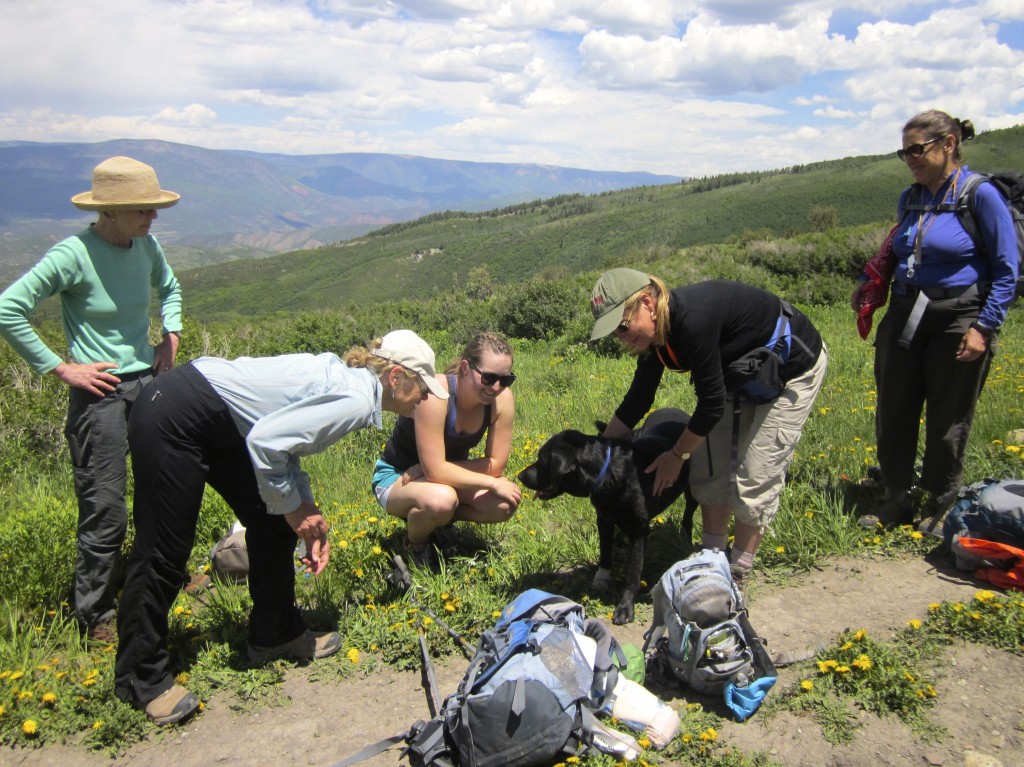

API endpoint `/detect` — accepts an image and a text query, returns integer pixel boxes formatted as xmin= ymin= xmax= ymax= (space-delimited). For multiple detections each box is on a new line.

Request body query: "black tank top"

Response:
xmin=381 ymin=374 xmax=492 ymax=470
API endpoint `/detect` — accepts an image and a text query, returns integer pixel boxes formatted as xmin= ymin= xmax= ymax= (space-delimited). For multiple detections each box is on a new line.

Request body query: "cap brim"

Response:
xmin=421 ymin=374 xmax=450 ymax=399
xmin=590 ymin=301 xmax=626 ymax=341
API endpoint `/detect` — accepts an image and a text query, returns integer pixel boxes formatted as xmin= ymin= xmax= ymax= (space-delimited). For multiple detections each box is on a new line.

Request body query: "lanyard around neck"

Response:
xmin=907 ymin=168 xmax=960 ymax=279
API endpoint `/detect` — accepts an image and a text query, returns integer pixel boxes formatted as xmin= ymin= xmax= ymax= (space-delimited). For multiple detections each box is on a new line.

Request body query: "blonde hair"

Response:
xmin=345 ymin=338 xmax=421 ymax=388
xmin=445 ymin=331 xmax=514 ymax=374
xmin=620 ymin=274 xmax=672 ymax=348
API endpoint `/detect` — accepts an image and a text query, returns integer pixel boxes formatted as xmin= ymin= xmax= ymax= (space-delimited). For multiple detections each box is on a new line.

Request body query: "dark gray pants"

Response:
xmin=874 ymin=293 xmax=993 ymax=499
xmin=65 ymin=371 xmax=152 ymax=629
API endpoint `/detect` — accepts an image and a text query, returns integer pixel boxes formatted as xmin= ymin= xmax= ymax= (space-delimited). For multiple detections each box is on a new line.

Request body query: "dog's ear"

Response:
xmin=556 ymin=429 xmax=588 ymax=446
xmin=549 ymin=446 xmax=576 ymax=476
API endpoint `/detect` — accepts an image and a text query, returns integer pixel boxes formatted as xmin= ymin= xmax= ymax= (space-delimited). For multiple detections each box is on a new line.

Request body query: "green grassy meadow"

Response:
xmin=2 ymin=300 xmax=1024 ymax=757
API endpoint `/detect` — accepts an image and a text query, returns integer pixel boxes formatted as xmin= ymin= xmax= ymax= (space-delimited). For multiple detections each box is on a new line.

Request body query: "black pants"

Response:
xmin=114 ymin=363 xmax=305 ymax=708
xmin=874 ymin=292 xmax=993 ymax=499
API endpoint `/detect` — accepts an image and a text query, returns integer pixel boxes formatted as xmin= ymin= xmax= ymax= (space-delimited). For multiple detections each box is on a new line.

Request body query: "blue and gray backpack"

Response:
xmin=644 ymin=549 xmax=777 ymax=721
xmin=943 ymin=478 xmax=1024 ymax=570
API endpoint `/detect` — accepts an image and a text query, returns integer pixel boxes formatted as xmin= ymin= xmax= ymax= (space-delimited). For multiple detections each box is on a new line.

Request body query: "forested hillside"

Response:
xmin=178 ymin=125 xmax=1024 ymax=322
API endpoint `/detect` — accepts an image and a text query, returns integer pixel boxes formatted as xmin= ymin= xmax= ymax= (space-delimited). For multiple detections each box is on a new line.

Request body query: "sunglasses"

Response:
xmin=896 ymin=136 xmax=941 ymax=162
xmin=615 ymin=306 xmax=636 ymax=335
xmin=468 ymin=360 xmax=516 ymax=388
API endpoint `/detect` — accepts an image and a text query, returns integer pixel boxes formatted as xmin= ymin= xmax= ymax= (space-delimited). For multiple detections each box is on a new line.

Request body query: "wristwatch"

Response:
xmin=672 ymin=447 xmax=691 ymax=462
xmin=969 ymin=320 xmax=995 ymax=339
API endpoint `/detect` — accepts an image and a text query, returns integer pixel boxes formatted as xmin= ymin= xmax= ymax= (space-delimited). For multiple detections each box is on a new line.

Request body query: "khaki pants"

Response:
xmin=689 ymin=347 xmax=828 ymax=529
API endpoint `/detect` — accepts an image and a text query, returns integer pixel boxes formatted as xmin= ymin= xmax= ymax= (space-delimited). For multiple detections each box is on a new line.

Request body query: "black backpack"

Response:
xmin=902 ymin=170 xmax=1024 ymax=298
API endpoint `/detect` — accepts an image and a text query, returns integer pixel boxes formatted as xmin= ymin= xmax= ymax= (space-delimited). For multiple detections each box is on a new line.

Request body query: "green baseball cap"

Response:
xmin=589 ymin=268 xmax=651 ymax=341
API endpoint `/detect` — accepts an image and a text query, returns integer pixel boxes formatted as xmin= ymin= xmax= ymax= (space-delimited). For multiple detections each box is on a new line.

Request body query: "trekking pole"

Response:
xmin=391 ymin=555 xmax=474 ymax=659
xmin=416 ymin=615 xmax=442 ymax=716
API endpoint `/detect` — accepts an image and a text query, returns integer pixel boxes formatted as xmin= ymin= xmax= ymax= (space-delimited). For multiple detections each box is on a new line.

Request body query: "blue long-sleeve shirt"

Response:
xmin=893 ymin=166 xmax=1019 ymax=330
xmin=193 ymin=354 xmax=383 ymax=515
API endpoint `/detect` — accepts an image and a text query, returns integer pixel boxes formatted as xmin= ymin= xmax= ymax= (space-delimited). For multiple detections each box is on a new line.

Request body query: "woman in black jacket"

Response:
xmin=591 ymin=269 xmax=827 ymax=592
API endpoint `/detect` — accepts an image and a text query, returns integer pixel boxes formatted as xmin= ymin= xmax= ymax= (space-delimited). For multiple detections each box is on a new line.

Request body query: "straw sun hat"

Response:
xmin=71 ymin=156 xmax=180 ymax=211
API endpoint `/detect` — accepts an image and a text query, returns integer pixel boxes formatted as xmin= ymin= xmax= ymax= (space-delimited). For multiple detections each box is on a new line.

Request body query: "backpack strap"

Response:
xmin=957 ymin=173 xmax=989 ymax=252
xmin=329 ymin=724 xmax=426 ymax=767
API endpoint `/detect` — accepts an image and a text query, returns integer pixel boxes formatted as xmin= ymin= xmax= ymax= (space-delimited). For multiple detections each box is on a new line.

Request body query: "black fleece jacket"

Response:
xmin=613 ymin=280 xmax=823 ymax=437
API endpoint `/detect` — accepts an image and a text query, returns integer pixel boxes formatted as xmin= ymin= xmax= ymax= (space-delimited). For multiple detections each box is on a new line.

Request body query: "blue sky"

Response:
xmin=0 ymin=0 xmax=1021 ymax=177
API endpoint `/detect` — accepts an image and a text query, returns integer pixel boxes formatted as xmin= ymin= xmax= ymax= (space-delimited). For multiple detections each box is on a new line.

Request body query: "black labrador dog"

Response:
xmin=518 ymin=407 xmax=698 ymax=624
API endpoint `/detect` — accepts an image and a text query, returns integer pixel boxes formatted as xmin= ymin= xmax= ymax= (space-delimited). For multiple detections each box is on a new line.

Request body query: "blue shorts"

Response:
xmin=371 ymin=458 xmax=402 ymax=510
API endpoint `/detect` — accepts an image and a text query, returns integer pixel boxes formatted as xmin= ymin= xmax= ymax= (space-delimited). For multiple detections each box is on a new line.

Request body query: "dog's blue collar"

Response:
xmin=591 ymin=443 xmax=613 ymax=495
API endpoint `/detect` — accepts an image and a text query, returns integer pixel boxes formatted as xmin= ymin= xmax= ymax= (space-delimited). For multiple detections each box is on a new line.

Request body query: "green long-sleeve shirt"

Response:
xmin=0 ymin=226 xmax=182 ymax=375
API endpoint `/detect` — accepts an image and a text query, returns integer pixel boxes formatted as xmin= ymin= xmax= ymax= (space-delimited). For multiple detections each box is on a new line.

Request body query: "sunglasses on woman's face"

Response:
xmin=896 ymin=136 xmax=941 ymax=162
xmin=468 ymin=360 xmax=516 ymax=388
xmin=615 ymin=306 xmax=636 ymax=335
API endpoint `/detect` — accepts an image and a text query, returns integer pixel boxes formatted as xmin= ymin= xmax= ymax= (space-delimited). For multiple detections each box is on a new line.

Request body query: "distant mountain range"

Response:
xmin=0 ymin=139 xmax=678 ymax=280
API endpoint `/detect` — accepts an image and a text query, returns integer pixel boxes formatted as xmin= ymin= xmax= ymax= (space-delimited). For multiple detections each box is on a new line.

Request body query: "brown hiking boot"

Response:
xmin=729 ymin=564 xmax=750 ymax=607
xmin=916 ymin=491 xmax=956 ymax=538
xmin=86 ymin=617 xmax=117 ymax=643
xmin=404 ymin=537 xmax=439 ymax=570
xmin=857 ymin=490 xmax=914 ymax=529
xmin=144 ymin=684 xmax=200 ymax=726
xmin=247 ymin=630 xmax=342 ymax=664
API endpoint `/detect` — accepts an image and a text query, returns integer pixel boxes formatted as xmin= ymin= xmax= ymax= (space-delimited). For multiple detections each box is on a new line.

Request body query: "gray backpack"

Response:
xmin=644 ymin=549 xmax=776 ymax=720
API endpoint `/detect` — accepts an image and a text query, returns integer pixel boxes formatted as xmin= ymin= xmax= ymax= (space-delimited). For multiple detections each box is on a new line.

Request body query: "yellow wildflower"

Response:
xmin=775 ymin=546 xmax=785 ymax=554
xmin=911 ymin=531 xmax=924 ymax=540
xmin=928 ymin=603 xmax=941 ymax=611
xmin=852 ymin=655 xmax=872 ymax=671
xmin=9 ymin=671 xmax=24 ymax=682
xmin=840 ymin=642 xmax=853 ymax=651
xmin=907 ymin=619 xmax=922 ymax=630
xmin=699 ymin=727 xmax=718 ymax=742
xmin=92 ymin=721 xmax=103 ymax=730
xmin=347 ymin=648 xmax=360 ymax=665
xmin=852 ymin=629 xmax=866 ymax=641
xmin=800 ymin=680 xmax=814 ymax=691
xmin=974 ymin=590 xmax=996 ymax=603
xmin=22 ymin=720 xmax=37 ymax=736
xmin=836 ymin=666 xmax=850 ymax=674
xmin=372 ymin=545 xmax=383 ymax=555
xmin=42 ymin=692 xmax=57 ymax=706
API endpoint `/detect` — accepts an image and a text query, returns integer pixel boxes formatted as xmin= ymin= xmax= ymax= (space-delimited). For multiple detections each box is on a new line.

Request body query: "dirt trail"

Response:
xmin=9 ymin=554 xmax=1023 ymax=767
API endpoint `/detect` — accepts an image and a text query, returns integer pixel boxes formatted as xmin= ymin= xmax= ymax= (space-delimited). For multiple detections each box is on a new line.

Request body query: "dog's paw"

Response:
xmin=612 ymin=599 xmax=635 ymax=625
xmin=591 ymin=568 xmax=613 ymax=591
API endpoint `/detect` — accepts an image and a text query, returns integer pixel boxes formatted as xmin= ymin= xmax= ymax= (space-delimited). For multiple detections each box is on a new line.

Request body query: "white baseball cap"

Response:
xmin=372 ymin=330 xmax=449 ymax=399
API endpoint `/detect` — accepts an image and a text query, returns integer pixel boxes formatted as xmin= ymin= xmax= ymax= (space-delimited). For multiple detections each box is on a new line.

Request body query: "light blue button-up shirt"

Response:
xmin=193 ymin=353 xmax=382 ymax=515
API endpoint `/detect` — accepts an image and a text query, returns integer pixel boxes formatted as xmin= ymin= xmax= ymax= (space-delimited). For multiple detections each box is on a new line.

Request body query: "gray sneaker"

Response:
xmin=247 ymin=630 xmax=341 ymax=664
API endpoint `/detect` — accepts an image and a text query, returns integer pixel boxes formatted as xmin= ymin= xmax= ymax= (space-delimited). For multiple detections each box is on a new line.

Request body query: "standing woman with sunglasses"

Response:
xmin=852 ymin=111 xmax=1019 ymax=533
xmin=373 ymin=332 xmax=521 ymax=568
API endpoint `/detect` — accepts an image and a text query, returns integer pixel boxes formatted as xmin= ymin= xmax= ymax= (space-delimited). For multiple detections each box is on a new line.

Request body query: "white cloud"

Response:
xmin=0 ymin=0 xmax=1020 ymax=176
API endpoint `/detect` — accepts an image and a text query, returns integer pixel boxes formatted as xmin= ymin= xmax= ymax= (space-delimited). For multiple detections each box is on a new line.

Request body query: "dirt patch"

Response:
xmin=9 ymin=554 xmax=1023 ymax=767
